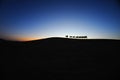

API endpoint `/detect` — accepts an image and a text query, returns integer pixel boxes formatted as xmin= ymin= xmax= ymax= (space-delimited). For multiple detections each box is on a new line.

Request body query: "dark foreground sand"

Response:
xmin=1 ymin=38 xmax=120 ymax=80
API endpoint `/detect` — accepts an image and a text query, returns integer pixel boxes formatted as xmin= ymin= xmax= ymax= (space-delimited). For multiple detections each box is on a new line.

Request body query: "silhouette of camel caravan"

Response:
xmin=65 ymin=35 xmax=87 ymax=39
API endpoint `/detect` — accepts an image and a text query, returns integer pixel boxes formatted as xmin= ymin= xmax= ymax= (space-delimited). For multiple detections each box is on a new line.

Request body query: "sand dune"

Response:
xmin=1 ymin=38 xmax=120 ymax=80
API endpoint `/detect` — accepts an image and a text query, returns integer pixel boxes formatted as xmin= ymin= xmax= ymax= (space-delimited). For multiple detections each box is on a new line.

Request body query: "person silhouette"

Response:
xmin=65 ymin=35 xmax=68 ymax=38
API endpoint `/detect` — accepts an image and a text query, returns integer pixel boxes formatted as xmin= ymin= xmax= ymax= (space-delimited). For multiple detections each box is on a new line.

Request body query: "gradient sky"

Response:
xmin=1 ymin=0 xmax=120 ymax=41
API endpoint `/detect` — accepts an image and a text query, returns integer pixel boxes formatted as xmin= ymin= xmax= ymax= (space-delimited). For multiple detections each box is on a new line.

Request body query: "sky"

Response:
xmin=0 ymin=0 xmax=120 ymax=41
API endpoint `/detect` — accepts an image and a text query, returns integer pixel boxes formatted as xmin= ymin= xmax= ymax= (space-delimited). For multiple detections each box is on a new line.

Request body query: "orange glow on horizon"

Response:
xmin=4 ymin=36 xmax=43 ymax=41
xmin=16 ymin=37 xmax=42 ymax=41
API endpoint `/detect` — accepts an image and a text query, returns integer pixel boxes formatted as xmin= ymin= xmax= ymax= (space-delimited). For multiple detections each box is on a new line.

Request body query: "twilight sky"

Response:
xmin=0 ymin=0 xmax=120 ymax=41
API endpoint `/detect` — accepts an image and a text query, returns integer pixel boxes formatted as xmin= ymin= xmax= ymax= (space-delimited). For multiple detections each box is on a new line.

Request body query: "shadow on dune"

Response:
xmin=1 ymin=37 xmax=120 ymax=80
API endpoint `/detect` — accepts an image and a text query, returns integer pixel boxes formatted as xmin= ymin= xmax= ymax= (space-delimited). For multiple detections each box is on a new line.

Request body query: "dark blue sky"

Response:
xmin=1 ymin=0 xmax=120 ymax=41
